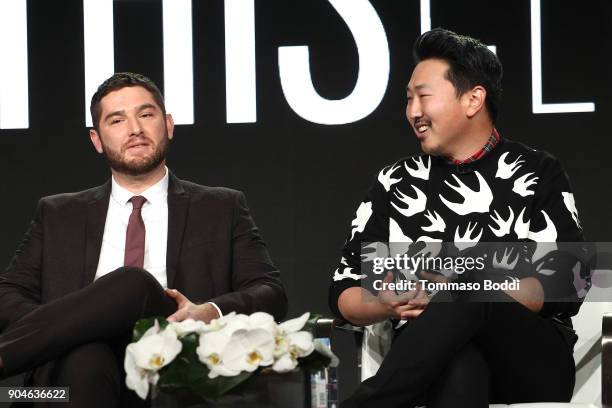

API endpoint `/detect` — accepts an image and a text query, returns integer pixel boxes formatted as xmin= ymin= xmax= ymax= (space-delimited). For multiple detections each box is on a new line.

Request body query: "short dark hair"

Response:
xmin=90 ymin=72 xmax=166 ymax=131
xmin=413 ymin=28 xmax=503 ymax=122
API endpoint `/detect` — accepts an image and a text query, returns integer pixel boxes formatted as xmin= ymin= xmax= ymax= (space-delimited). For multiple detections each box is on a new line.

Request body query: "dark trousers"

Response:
xmin=342 ymin=291 xmax=577 ymax=408
xmin=0 ymin=267 xmax=176 ymax=407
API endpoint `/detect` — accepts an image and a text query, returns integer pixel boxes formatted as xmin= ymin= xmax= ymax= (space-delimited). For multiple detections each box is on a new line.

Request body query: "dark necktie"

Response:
xmin=124 ymin=196 xmax=147 ymax=268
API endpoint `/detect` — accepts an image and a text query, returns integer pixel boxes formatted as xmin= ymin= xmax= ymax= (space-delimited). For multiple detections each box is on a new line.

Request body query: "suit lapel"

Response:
xmin=166 ymin=173 xmax=189 ymax=288
xmin=83 ymin=181 xmax=111 ymax=286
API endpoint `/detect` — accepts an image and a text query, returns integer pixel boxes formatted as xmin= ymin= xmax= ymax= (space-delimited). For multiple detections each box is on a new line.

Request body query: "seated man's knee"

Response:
xmin=428 ymin=343 xmax=489 ymax=407
xmin=445 ymin=343 xmax=488 ymax=381
xmin=96 ymin=267 xmax=174 ymax=319
xmin=105 ymin=267 xmax=162 ymax=296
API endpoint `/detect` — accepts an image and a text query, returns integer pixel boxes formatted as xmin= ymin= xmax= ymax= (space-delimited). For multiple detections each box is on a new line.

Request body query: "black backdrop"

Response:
xmin=1 ymin=0 xmax=611 ymax=400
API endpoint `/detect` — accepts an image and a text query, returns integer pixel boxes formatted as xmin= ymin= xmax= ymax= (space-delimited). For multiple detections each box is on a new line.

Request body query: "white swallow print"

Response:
xmin=392 ymin=185 xmax=427 ymax=218
xmin=378 ymin=164 xmax=402 ymax=192
xmin=389 ymin=218 xmax=413 ymax=257
xmin=489 ymin=206 xmax=515 ymax=237
xmin=333 ymin=266 xmax=367 ymax=281
xmin=404 ymin=156 xmax=431 ymax=180
xmin=416 ymin=235 xmax=443 ymax=243
xmin=413 ymin=239 xmax=443 ymax=258
xmin=454 ymin=222 xmax=483 ymax=251
xmin=362 ymin=242 xmax=382 ymax=264
xmin=512 ymin=173 xmax=539 ymax=197
xmin=389 ymin=217 xmax=413 ymax=242
xmin=439 ymin=171 xmax=493 ymax=215
xmin=562 ymin=192 xmax=581 ymax=229
xmin=496 ymin=152 xmax=524 ymax=179
xmin=350 ymin=202 xmax=373 ymax=240
xmin=527 ymin=210 xmax=558 ymax=242
xmin=514 ymin=207 xmax=530 ymax=239
xmin=493 ymin=247 xmax=519 ymax=270
xmin=421 ymin=210 xmax=446 ymax=233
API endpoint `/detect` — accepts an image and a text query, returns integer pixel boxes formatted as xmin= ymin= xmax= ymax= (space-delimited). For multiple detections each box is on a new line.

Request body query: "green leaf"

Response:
xmin=189 ymin=370 xmax=254 ymax=400
xmin=301 ymin=313 xmax=321 ymax=334
xmin=132 ymin=317 xmax=169 ymax=342
xmin=158 ymin=334 xmax=208 ymax=389
xmin=297 ymin=350 xmax=331 ymax=371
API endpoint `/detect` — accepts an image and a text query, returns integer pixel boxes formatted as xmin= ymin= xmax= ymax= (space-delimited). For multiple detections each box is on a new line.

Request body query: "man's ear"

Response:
xmin=166 ymin=114 xmax=175 ymax=140
xmin=465 ymin=85 xmax=487 ymax=118
xmin=89 ymin=129 xmax=104 ymax=154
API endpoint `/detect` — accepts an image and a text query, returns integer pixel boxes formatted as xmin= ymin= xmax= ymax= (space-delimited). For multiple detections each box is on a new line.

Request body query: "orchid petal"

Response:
xmin=248 ymin=312 xmax=277 ymax=333
xmin=278 ymin=312 xmax=310 ymax=334
xmin=245 ymin=328 xmax=275 ymax=364
xmin=287 ymin=331 xmax=314 ymax=357
xmin=130 ymin=329 xmax=182 ymax=370
xmin=169 ymin=319 xmax=208 ymax=336
xmin=124 ymin=348 xmax=149 ymax=399
xmin=272 ymin=353 xmax=297 ymax=373
xmin=222 ymin=330 xmax=251 ymax=372
xmin=197 ymin=330 xmax=230 ymax=359
xmin=208 ymin=364 xmax=242 ymax=378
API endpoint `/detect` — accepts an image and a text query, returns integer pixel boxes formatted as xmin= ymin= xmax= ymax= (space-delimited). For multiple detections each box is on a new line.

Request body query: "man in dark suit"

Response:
xmin=0 ymin=72 xmax=287 ymax=406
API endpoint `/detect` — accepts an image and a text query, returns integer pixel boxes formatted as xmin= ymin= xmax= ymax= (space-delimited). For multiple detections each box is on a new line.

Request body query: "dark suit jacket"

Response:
xmin=0 ymin=172 xmax=287 ymax=331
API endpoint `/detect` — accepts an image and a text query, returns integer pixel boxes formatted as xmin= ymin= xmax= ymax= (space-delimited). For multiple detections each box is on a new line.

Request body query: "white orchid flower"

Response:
xmin=223 ymin=328 xmax=275 ymax=373
xmin=124 ymin=327 xmax=182 ymax=399
xmin=223 ymin=316 xmax=251 ymax=335
xmin=273 ymin=312 xmax=312 ymax=357
xmin=197 ymin=329 xmax=241 ymax=378
xmin=270 ymin=313 xmax=315 ymax=373
xmin=272 ymin=331 xmax=314 ymax=373
xmin=247 ymin=312 xmax=277 ymax=334
xmin=125 ymin=348 xmax=154 ymax=399
xmin=206 ymin=312 xmax=251 ymax=334
xmin=168 ymin=319 xmax=208 ymax=337
xmin=271 ymin=353 xmax=295 ymax=373
xmin=278 ymin=312 xmax=310 ymax=334
xmin=129 ymin=328 xmax=183 ymax=371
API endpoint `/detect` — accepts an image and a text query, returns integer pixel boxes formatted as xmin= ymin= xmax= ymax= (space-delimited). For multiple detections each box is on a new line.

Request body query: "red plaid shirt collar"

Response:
xmin=449 ymin=128 xmax=501 ymax=165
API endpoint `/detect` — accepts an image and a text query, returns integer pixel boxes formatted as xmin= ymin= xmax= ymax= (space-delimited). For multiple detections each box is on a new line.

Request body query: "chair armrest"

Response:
xmin=331 ymin=318 xmax=365 ymax=333
xmin=312 ymin=318 xmax=334 ymax=338
xmin=603 ymin=313 xmax=612 ymax=408
xmin=311 ymin=317 xmax=365 ymax=338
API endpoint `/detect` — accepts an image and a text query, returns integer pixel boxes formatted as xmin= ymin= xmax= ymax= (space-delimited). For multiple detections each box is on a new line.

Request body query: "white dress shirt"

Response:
xmin=93 ymin=168 xmax=223 ymax=317
xmin=94 ymin=168 xmax=169 ymax=287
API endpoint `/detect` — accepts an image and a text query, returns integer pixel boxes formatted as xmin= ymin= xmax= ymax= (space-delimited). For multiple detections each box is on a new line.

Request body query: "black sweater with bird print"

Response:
xmin=329 ymin=137 xmax=589 ymax=326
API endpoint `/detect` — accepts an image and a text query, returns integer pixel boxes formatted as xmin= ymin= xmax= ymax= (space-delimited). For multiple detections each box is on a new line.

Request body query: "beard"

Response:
xmin=100 ymin=130 xmax=170 ymax=176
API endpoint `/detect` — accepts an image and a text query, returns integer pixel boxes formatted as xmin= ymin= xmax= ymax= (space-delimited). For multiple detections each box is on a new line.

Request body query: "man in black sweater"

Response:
xmin=329 ymin=29 xmax=588 ymax=407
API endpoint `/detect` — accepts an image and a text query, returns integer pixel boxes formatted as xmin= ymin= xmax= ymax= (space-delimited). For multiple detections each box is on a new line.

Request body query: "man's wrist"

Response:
xmin=206 ymin=302 xmax=223 ymax=319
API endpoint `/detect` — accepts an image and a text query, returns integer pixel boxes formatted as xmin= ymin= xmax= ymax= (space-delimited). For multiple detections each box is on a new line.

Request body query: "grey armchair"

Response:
xmin=603 ymin=313 xmax=611 ymax=408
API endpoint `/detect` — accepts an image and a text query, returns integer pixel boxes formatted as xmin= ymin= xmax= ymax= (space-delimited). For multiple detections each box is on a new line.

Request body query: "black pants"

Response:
xmin=0 ymin=267 xmax=176 ymax=407
xmin=342 ymin=291 xmax=576 ymax=408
